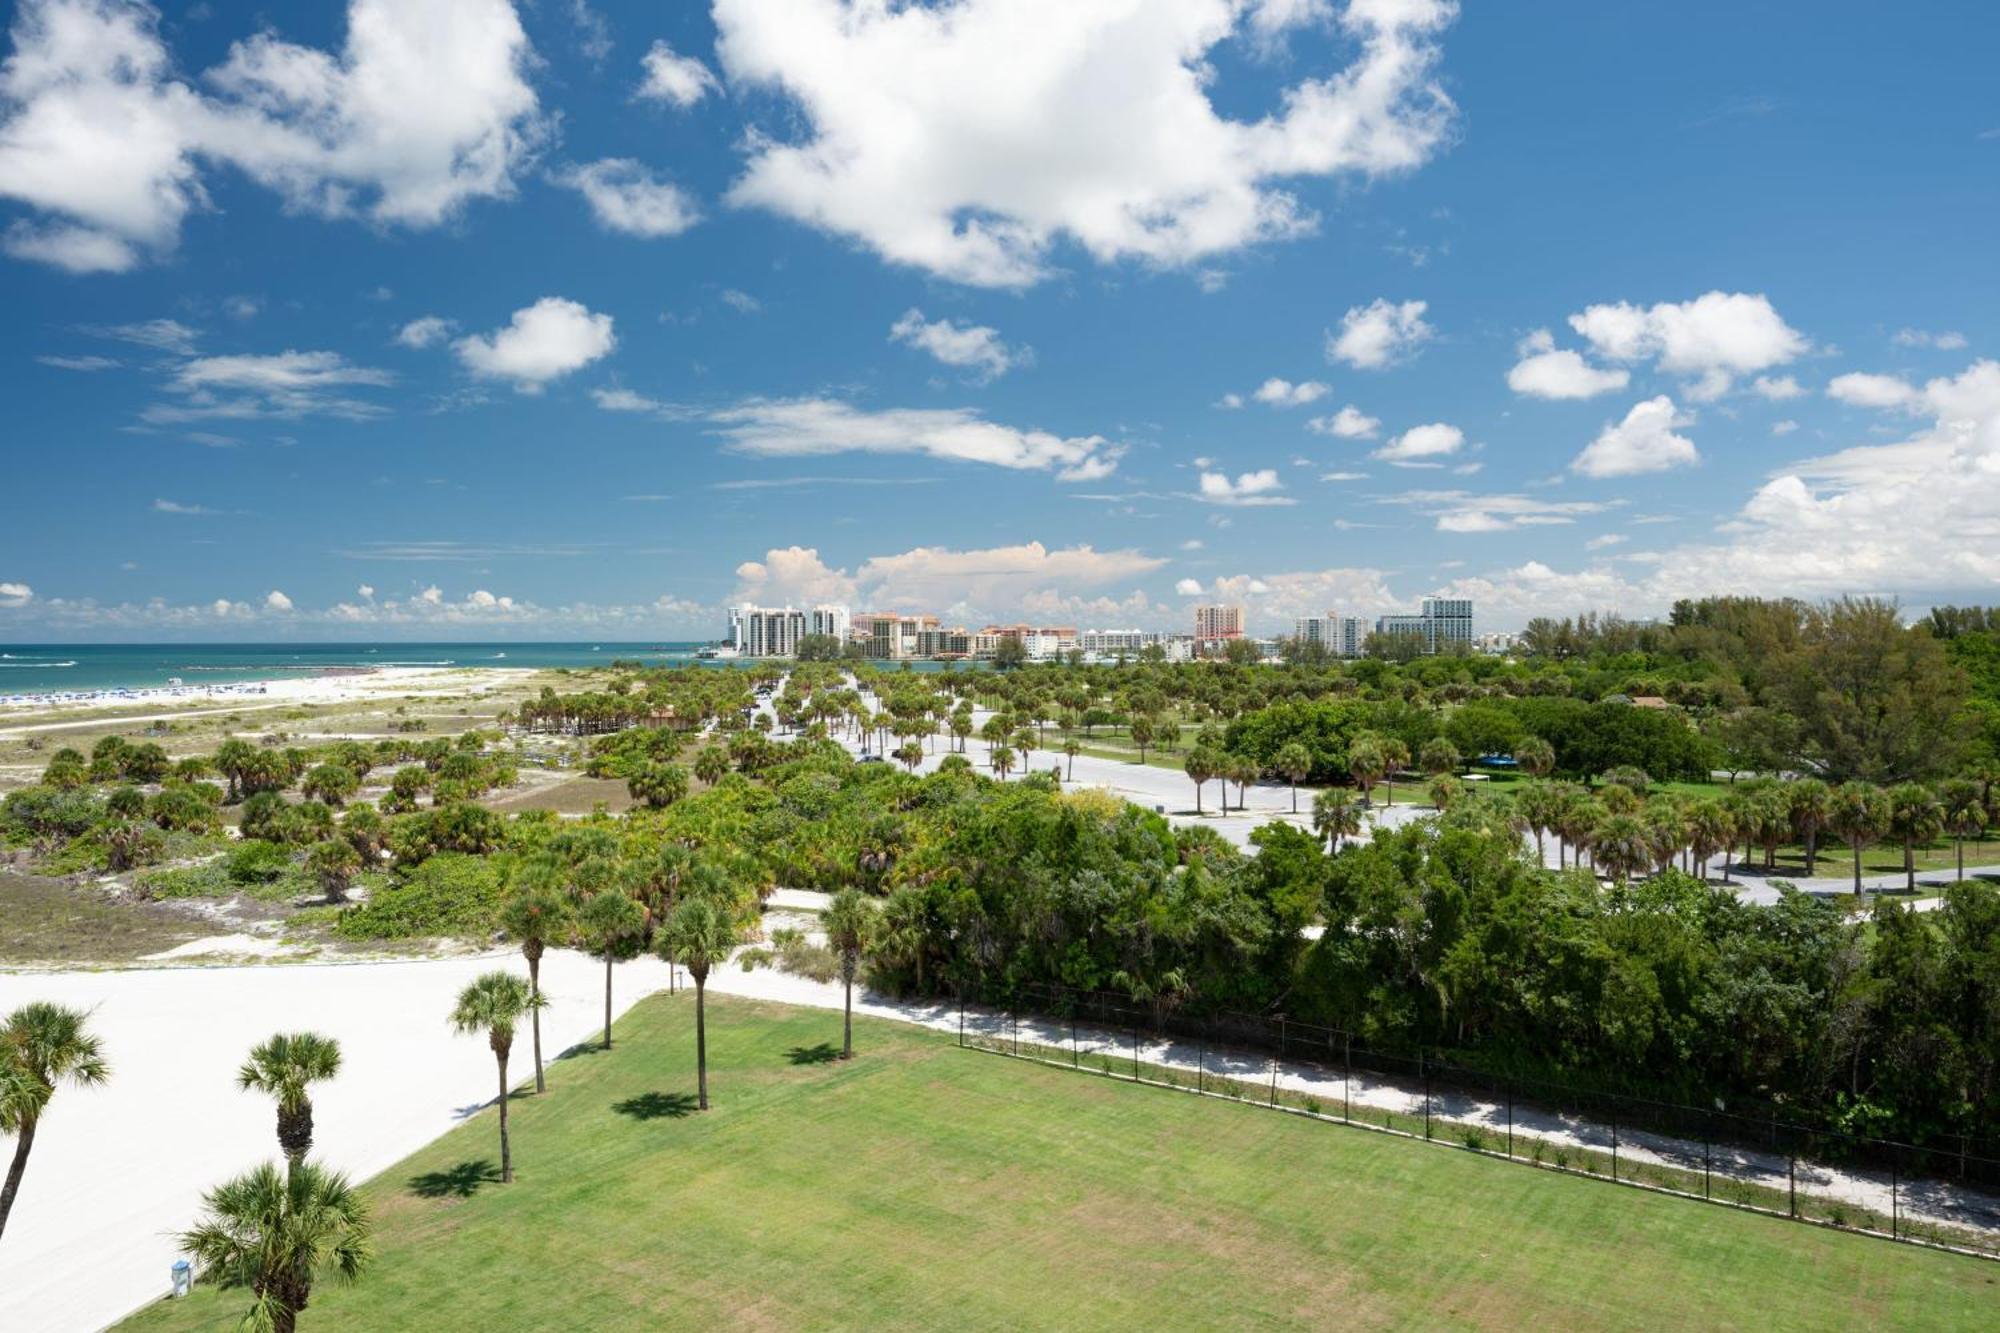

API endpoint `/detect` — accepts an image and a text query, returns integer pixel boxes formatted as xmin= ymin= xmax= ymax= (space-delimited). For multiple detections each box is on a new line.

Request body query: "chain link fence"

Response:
xmin=954 ymin=984 xmax=2000 ymax=1261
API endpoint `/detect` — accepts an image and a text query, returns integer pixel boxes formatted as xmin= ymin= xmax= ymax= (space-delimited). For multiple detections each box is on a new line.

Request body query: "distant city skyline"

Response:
xmin=3 ymin=1 xmax=1997 ymax=642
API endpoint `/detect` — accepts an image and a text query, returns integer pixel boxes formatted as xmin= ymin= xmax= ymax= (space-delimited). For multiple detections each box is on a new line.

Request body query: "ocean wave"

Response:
xmin=377 ymin=660 xmax=455 ymax=666
xmin=0 ymin=660 xmax=75 ymax=668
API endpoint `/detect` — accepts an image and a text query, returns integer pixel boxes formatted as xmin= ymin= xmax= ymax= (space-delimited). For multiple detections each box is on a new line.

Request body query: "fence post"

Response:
xmin=1891 ymin=1147 xmax=1899 ymax=1240
xmin=1278 ymin=1016 xmax=1287 ymax=1058
xmin=1611 ymin=1112 xmax=1618 ymax=1181
xmin=1505 ymin=1079 xmax=1513 ymax=1159
xmin=1269 ymin=1054 xmax=1278 ymax=1107
xmin=1071 ymin=1015 xmax=1079 ymax=1069
xmin=1422 ymin=1051 xmax=1432 ymax=1141
xmin=958 ymin=991 xmax=964 ymax=1048
xmin=1343 ymin=1032 xmax=1351 ymax=1123
xmin=1702 ymin=1122 xmax=1711 ymax=1201
xmin=1197 ymin=1035 xmax=1206 ymax=1095
xmin=1011 ymin=1005 xmax=1018 ymax=1058
xmin=1132 ymin=1023 xmax=1140 ymax=1081
xmin=1788 ymin=1152 xmax=1796 ymax=1218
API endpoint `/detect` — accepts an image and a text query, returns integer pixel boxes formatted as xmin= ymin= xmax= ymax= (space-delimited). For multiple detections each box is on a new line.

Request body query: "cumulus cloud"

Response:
xmin=1826 ymin=371 xmax=1918 ymax=410
xmin=731 ymin=540 xmax=1164 ymax=622
xmin=1326 ymin=297 xmax=1433 ymax=369
xmin=714 ymin=0 xmax=1458 ymax=286
xmin=152 ymin=498 xmax=217 ymax=514
xmin=1307 ymin=404 xmax=1380 ymax=438
xmin=556 ymin=158 xmax=700 ymax=237
xmin=396 ymin=316 xmax=454 ymax=349
xmin=1175 ymin=577 xmax=1204 ymax=595
xmin=1372 ymin=420 xmax=1462 ymax=464
xmin=0 ymin=581 xmax=32 ymax=606
xmin=1251 ymin=377 xmax=1329 ymax=407
xmin=1380 ymin=489 xmax=1611 ymax=533
xmin=1892 ymin=328 xmax=1968 ymax=351
xmin=1202 ymin=566 xmax=1403 ymax=631
xmin=1751 ymin=374 xmax=1804 ymax=400
xmin=264 ymin=589 xmax=292 ymax=612
xmin=1567 ymin=291 xmax=1808 ymax=401
xmin=0 ymin=0 xmax=547 ymax=271
xmin=888 ymin=308 xmax=1030 ymax=382
xmin=707 ymin=398 xmax=1117 ymax=479
xmin=1570 ymin=396 xmax=1698 ymax=478
xmin=1195 ymin=468 xmax=1294 ymax=506
xmin=454 ymin=297 xmax=616 ymax=392
xmin=636 ymin=38 xmax=718 ymax=107
xmin=1505 ymin=328 xmax=1628 ymax=399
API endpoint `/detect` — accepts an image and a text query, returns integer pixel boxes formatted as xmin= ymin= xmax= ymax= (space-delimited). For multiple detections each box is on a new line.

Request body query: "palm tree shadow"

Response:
xmin=787 ymin=1042 xmax=839 ymax=1066
xmin=408 ymin=1159 xmax=501 ymax=1199
xmin=613 ymin=1090 xmax=698 ymax=1120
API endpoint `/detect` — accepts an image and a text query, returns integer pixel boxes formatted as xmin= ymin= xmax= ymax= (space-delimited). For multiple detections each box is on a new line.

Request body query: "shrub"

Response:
xmin=334 ymin=852 xmax=505 ymax=939
xmin=227 ymin=839 xmax=295 ymax=885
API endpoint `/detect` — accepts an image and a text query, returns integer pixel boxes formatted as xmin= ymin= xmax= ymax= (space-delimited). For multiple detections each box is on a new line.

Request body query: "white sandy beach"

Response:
xmin=0 ymin=666 xmax=527 ymax=726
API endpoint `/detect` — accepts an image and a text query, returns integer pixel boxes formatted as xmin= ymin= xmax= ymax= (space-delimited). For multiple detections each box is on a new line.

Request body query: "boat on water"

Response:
xmin=695 ymin=645 xmax=741 ymax=660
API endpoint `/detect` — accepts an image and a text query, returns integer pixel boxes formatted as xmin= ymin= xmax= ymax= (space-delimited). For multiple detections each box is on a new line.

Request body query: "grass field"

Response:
xmin=121 ymin=993 xmax=1997 ymax=1331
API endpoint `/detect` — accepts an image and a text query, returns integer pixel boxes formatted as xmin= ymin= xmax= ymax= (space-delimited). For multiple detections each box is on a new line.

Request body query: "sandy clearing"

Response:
xmin=0 ymin=949 xmax=672 ymax=1331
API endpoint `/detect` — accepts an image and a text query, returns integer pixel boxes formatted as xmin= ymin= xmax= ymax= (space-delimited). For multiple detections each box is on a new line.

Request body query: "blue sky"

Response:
xmin=1 ymin=0 xmax=1996 ymax=641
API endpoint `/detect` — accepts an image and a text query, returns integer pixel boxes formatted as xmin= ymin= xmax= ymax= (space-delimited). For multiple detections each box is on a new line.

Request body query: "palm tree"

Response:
xmin=628 ymin=762 xmax=690 ymax=810
xmin=1184 ymin=747 xmax=1217 ymax=814
xmin=1939 ymin=778 xmax=1986 ymax=881
xmin=1346 ymin=734 xmax=1387 ymax=805
xmin=1886 ymin=782 xmax=1944 ymax=894
xmin=822 ymin=888 xmax=878 ymax=1060
xmin=1427 ymin=773 xmax=1463 ymax=812
xmin=1227 ymin=755 xmax=1258 ymax=812
xmin=657 ymin=897 xmax=743 ymax=1110
xmin=237 ymin=1033 xmax=342 ymax=1173
xmin=1830 ymin=781 xmax=1889 ymax=896
xmin=693 ymin=746 xmax=729 ymax=787
xmin=1379 ymin=737 xmax=1411 ymax=807
xmin=1787 ymin=778 xmax=1834 ymax=876
xmin=578 ymin=890 xmax=648 ymax=1050
xmin=500 ymin=866 xmax=574 ymax=1094
xmin=1418 ymin=737 xmax=1460 ymax=776
xmin=448 ymin=972 xmax=543 ymax=1183
xmin=1592 ymin=812 xmax=1652 ymax=884
xmin=0 ymin=1003 xmax=108 ymax=1240
xmin=990 ymin=744 xmax=1016 ymax=780
xmin=180 ymin=1160 xmax=371 ymax=1333
xmin=1512 ymin=735 xmax=1556 ymax=779
xmin=1687 ymin=798 xmax=1735 ymax=885
xmin=1275 ymin=742 xmax=1312 ymax=813
xmin=1310 ymin=791 xmax=1364 ymax=853
xmin=1128 ymin=714 xmax=1154 ymax=763
xmin=1062 ymin=738 xmax=1080 ymax=782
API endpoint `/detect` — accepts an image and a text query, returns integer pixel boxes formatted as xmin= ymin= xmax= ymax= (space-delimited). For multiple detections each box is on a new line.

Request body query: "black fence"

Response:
xmin=954 ymin=983 xmax=2000 ymax=1262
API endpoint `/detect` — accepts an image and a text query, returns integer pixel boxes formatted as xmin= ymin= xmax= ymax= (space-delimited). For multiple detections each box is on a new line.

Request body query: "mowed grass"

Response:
xmin=124 ymin=994 xmax=1997 ymax=1332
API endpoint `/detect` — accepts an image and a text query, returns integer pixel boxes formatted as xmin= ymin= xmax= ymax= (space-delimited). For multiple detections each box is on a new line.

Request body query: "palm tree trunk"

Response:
xmin=1290 ymin=780 xmax=1298 ymax=814
xmin=1853 ymin=840 xmax=1864 ymax=895
xmin=496 ymin=1053 xmax=512 ymax=1183
xmin=1193 ymin=780 xmax=1202 ymax=815
xmin=1906 ymin=836 xmax=1916 ymax=892
xmin=1805 ymin=830 xmax=1818 ymax=876
xmin=0 ymin=1117 xmax=37 ymax=1240
xmin=528 ymin=953 xmax=545 ymax=1094
xmin=842 ymin=973 xmax=854 ymax=1060
xmin=695 ymin=979 xmax=710 ymax=1111
xmin=603 ymin=951 xmax=614 ymax=1050
xmin=1958 ymin=837 xmax=1966 ymax=881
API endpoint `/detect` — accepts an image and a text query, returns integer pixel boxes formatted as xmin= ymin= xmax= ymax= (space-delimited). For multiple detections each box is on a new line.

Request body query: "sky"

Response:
xmin=0 ymin=0 xmax=1997 ymax=642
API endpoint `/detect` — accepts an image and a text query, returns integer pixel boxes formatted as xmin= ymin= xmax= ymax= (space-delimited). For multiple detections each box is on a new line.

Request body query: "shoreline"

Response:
xmin=0 ymin=664 xmax=533 ymax=717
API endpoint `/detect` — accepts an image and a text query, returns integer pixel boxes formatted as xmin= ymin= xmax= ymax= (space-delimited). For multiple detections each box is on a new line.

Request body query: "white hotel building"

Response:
xmin=728 ymin=604 xmax=850 ymax=657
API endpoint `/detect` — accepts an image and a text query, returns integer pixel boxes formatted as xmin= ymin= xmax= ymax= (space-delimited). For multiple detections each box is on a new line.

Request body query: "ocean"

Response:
xmin=0 ymin=642 xmax=714 ymax=697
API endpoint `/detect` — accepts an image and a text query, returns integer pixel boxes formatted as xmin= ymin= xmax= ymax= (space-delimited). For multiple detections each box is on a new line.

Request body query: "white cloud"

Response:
xmin=719 ymin=288 xmax=761 ymax=314
xmin=1381 ymin=489 xmax=1610 ymax=533
xmin=36 ymin=354 xmax=119 ymax=370
xmin=1826 ymin=371 xmax=1918 ymax=410
xmin=264 ymin=589 xmax=293 ymax=612
xmin=1307 ymin=404 xmax=1380 ymax=438
xmin=1505 ymin=328 xmax=1628 ymax=399
xmin=889 ymin=308 xmax=1030 ymax=382
xmin=1195 ymin=468 xmax=1294 ymax=506
xmin=356 ymin=584 xmax=374 ymax=598
xmin=396 ymin=316 xmax=454 ymax=349
xmin=1771 ymin=419 xmax=1799 ymax=436
xmin=1180 ymin=539 xmax=1204 ymax=551
xmin=708 ymin=398 xmax=1117 ymax=478
xmin=139 ymin=348 xmax=393 ymax=423
xmin=1892 ymin=328 xmax=1968 ymax=351
xmin=84 ymin=318 xmax=197 ymax=354
xmin=1567 ymin=291 xmax=1808 ymax=400
xmin=1584 ymin=534 xmax=1627 ymax=551
xmin=1203 ymin=566 xmax=1402 ymax=631
xmin=1570 ymin=395 xmax=1698 ymax=478
xmin=0 ymin=581 xmax=32 ymax=606
xmin=1175 ymin=577 xmax=1204 ymax=596
xmin=1751 ymin=374 xmax=1804 ymax=400
xmin=454 ymin=297 xmax=616 ymax=392
xmin=1372 ymin=420 xmax=1462 ymax=463
xmin=715 ymin=0 xmax=1458 ymax=286
xmin=731 ymin=540 xmax=1164 ymax=621
xmin=1327 ymin=297 xmax=1432 ymax=369
xmin=152 ymin=498 xmax=217 ymax=514
xmin=556 ymin=158 xmax=700 ymax=237
xmin=1216 ymin=393 xmax=1245 ymax=410
xmin=636 ymin=38 xmax=718 ymax=108
xmin=1319 ymin=470 xmax=1366 ymax=481
xmin=1251 ymin=376 xmax=1329 ymax=407
xmin=0 ymin=0 xmax=547 ymax=271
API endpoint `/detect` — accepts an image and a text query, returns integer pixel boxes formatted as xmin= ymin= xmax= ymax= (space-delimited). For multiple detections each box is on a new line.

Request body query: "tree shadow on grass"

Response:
xmin=787 ymin=1042 xmax=839 ymax=1066
xmin=613 ymin=1090 xmax=698 ymax=1121
xmin=408 ymin=1159 xmax=501 ymax=1199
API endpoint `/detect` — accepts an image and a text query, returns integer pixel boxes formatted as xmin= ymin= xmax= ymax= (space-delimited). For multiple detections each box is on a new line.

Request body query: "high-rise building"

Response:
xmin=1194 ymin=604 xmax=1244 ymax=640
xmin=729 ymin=603 xmax=850 ymax=657
xmin=1078 ymin=629 xmax=1153 ymax=656
xmin=1372 ymin=598 xmax=1474 ymax=655
xmin=1294 ymin=613 xmax=1366 ymax=657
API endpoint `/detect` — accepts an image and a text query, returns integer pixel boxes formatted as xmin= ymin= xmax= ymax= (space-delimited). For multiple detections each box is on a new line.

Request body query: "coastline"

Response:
xmin=0 ymin=664 xmax=532 ymax=717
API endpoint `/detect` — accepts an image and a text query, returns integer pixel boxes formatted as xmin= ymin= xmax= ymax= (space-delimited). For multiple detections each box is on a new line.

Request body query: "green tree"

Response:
xmin=1592 ymin=812 xmax=1652 ymax=883
xmin=1829 ymin=782 xmax=1890 ymax=896
xmin=627 ymin=762 xmax=689 ymax=810
xmin=693 ymin=746 xmax=729 ymax=787
xmin=1512 ymin=735 xmax=1556 ymax=778
xmin=1346 ymin=734 xmax=1387 ymax=804
xmin=1772 ymin=597 xmax=1969 ymax=782
xmin=300 ymin=764 xmax=359 ymax=807
xmin=501 ymin=865 xmax=574 ymax=1093
xmin=1379 ymin=737 xmax=1411 ymax=807
xmin=577 ymin=890 xmax=647 ymax=1050
xmin=1128 ymin=714 xmax=1154 ymax=763
xmin=237 ymin=1033 xmax=342 ymax=1173
xmin=1787 ymin=778 xmax=1835 ymax=877
xmin=179 ymin=1161 xmax=372 ymax=1333
xmin=1311 ymin=791 xmax=1365 ymax=853
xmin=1184 ymin=746 xmax=1219 ymax=815
xmin=990 ymin=744 xmax=1016 ymax=780
xmin=990 ymin=637 xmax=1027 ymax=670
xmin=448 ymin=972 xmax=544 ymax=1182
xmin=1886 ymin=782 xmax=1944 ymax=893
xmin=822 ymin=888 xmax=879 ymax=1059
xmin=1062 ymin=737 xmax=1081 ymax=782
xmin=1939 ymin=777 xmax=1987 ymax=881
xmin=0 ymin=1002 xmax=109 ymax=1240
xmin=1275 ymin=741 xmax=1312 ymax=813
xmin=306 ymin=839 xmax=361 ymax=904
xmin=1418 ymin=737 xmax=1461 ymax=776
xmin=1686 ymin=799 xmax=1736 ymax=885
xmin=657 ymin=897 xmax=744 ymax=1110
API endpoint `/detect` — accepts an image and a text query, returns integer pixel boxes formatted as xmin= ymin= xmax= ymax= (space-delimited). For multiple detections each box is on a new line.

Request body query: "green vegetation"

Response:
xmin=0 ymin=1002 xmax=109 ymax=1241
xmin=122 ymin=996 xmax=1998 ymax=1332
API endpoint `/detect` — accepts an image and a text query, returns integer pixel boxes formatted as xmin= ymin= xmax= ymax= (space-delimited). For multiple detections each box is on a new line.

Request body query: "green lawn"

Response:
xmin=124 ymin=994 xmax=1998 ymax=1332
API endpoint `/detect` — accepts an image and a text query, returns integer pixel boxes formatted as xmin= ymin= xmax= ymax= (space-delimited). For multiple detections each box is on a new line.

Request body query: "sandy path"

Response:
xmin=0 ymin=950 xmax=671 ymax=1331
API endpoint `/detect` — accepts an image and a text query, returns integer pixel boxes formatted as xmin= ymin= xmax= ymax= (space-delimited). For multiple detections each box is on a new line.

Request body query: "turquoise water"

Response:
xmin=0 ymin=642 xmax=711 ymax=697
